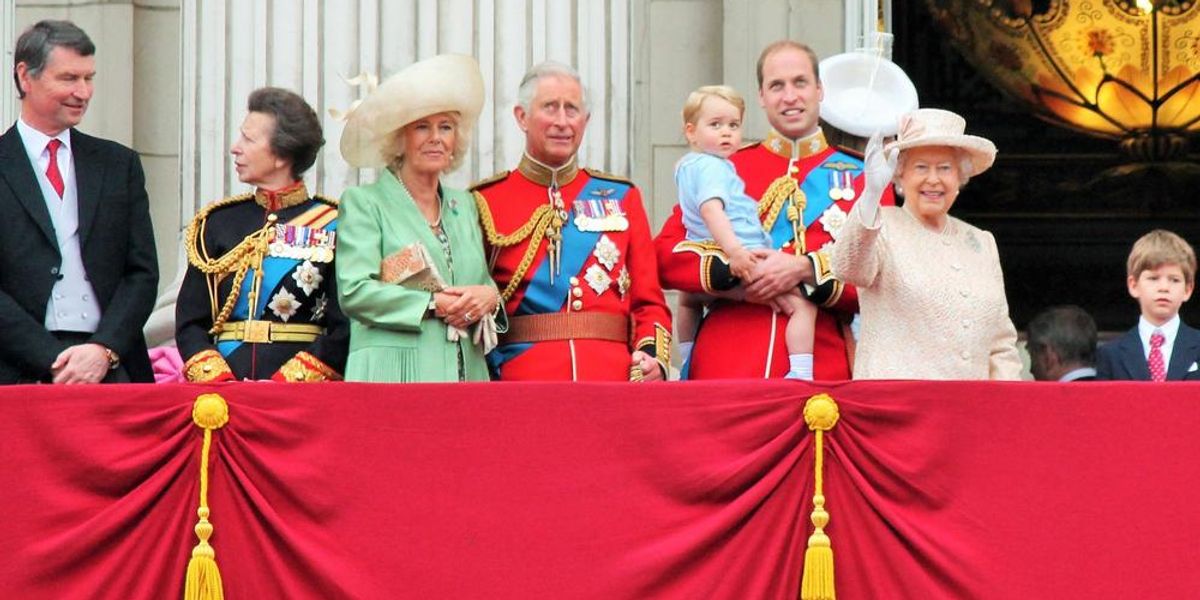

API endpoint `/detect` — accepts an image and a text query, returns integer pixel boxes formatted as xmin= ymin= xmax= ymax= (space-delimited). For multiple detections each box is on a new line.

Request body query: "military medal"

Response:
xmin=593 ymin=235 xmax=620 ymax=270
xmin=573 ymin=199 xmax=600 ymax=231
xmin=840 ymin=171 xmax=855 ymax=200
xmin=573 ymin=191 xmax=628 ymax=232
xmin=828 ymin=171 xmax=843 ymax=200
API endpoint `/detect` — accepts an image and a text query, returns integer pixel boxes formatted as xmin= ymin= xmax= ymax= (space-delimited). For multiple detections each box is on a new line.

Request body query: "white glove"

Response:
xmin=858 ymin=132 xmax=898 ymax=225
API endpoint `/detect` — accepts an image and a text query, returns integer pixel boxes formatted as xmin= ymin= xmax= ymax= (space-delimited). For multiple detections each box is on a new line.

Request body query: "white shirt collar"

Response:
xmin=1138 ymin=314 xmax=1180 ymax=348
xmin=16 ymin=117 xmax=71 ymax=158
xmin=1058 ymin=367 xmax=1097 ymax=382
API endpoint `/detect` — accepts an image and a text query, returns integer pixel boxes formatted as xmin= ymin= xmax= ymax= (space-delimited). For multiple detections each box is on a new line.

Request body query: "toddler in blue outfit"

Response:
xmin=674 ymin=85 xmax=815 ymax=380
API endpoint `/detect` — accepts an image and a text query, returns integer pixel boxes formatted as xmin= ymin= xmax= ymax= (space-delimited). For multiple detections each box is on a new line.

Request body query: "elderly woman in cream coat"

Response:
xmin=831 ymin=108 xmax=1021 ymax=380
xmin=337 ymin=55 xmax=500 ymax=382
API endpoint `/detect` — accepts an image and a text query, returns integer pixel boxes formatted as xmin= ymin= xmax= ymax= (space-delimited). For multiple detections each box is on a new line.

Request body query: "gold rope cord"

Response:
xmin=473 ymin=191 xmax=555 ymax=303
xmin=183 ymin=195 xmax=274 ymax=334
xmin=758 ymin=174 xmax=797 ymax=232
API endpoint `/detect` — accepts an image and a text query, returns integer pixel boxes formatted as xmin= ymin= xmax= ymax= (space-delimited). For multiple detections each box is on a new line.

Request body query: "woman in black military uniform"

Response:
xmin=175 ymin=87 xmax=349 ymax=382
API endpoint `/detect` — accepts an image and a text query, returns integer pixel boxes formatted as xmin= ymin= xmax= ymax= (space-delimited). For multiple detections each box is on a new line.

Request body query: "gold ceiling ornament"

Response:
xmin=925 ymin=0 xmax=1200 ymax=161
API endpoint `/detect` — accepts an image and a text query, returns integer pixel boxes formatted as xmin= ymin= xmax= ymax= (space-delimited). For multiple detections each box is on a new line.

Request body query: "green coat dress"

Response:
xmin=336 ymin=169 xmax=494 ymax=382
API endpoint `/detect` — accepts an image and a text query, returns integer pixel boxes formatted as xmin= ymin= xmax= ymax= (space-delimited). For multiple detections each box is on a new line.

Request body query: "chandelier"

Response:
xmin=924 ymin=0 xmax=1200 ymax=161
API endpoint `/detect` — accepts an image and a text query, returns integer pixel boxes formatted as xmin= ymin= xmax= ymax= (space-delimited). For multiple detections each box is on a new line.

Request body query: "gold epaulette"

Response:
xmin=191 ymin=192 xmax=255 ymax=223
xmin=312 ymin=194 xmax=339 ymax=207
xmin=184 ymin=193 xmax=255 ymax=267
xmin=469 ymin=170 xmax=510 ymax=191
xmin=583 ymin=168 xmax=633 ymax=185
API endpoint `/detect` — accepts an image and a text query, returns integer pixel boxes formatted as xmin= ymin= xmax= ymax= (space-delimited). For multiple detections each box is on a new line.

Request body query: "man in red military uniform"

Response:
xmin=655 ymin=41 xmax=894 ymax=380
xmin=473 ymin=61 xmax=671 ymax=381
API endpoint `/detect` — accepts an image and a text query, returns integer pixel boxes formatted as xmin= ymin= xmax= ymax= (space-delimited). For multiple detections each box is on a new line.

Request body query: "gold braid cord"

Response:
xmin=473 ymin=191 xmax=554 ymax=303
xmin=758 ymin=174 xmax=809 ymax=254
xmin=184 ymin=195 xmax=273 ymax=334
xmin=758 ymin=175 xmax=797 ymax=232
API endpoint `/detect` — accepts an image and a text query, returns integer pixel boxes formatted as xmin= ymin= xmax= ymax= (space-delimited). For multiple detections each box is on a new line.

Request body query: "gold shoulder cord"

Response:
xmin=473 ymin=190 xmax=555 ymax=303
xmin=758 ymin=173 xmax=808 ymax=254
xmin=184 ymin=194 xmax=274 ymax=334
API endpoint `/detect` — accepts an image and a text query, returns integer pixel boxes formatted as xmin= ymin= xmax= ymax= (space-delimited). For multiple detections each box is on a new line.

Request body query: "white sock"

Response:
xmin=786 ymin=353 xmax=813 ymax=380
xmin=677 ymin=341 xmax=694 ymax=364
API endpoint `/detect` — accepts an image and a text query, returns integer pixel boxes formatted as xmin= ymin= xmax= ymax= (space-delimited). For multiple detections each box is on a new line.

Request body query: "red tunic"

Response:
xmin=474 ymin=156 xmax=672 ymax=381
xmin=654 ymin=129 xmax=893 ymax=380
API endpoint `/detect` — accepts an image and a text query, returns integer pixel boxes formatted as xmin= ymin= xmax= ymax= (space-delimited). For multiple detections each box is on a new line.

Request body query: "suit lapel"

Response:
xmin=0 ymin=125 xmax=57 ymax=247
xmin=72 ymin=131 xmax=103 ymax=249
xmin=1117 ymin=329 xmax=1151 ymax=380
xmin=1167 ymin=324 xmax=1200 ymax=380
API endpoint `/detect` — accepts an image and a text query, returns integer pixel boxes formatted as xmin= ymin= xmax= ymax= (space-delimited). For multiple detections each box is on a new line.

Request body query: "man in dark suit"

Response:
xmin=0 ymin=20 xmax=157 ymax=383
xmin=1027 ymin=305 xmax=1098 ymax=382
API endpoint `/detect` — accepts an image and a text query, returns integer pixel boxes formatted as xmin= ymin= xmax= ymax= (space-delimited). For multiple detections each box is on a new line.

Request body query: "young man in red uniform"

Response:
xmin=655 ymin=41 xmax=894 ymax=380
xmin=472 ymin=62 xmax=671 ymax=381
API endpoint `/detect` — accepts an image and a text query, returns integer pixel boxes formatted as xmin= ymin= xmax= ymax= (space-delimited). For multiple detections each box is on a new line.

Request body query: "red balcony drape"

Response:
xmin=3 ymin=381 xmax=1200 ymax=599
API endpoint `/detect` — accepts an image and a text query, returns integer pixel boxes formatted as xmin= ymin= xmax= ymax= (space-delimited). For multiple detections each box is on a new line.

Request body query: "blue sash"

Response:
xmin=767 ymin=151 xmax=862 ymax=250
xmin=218 ymin=216 xmax=339 ymax=357
xmin=491 ymin=177 xmax=632 ymax=373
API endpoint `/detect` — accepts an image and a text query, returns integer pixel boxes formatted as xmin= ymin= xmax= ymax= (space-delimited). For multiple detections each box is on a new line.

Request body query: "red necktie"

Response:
xmin=1149 ymin=330 xmax=1166 ymax=382
xmin=45 ymin=139 xmax=64 ymax=198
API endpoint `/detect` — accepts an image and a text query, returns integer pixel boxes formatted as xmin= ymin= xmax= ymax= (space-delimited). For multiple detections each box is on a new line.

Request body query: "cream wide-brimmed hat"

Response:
xmin=884 ymin=108 xmax=997 ymax=176
xmin=818 ymin=51 xmax=919 ymax=137
xmin=339 ymin=54 xmax=484 ymax=169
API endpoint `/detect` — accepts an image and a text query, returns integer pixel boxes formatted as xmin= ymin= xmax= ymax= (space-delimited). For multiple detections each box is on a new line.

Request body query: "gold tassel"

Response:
xmin=801 ymin=393 xmax=840 ymax=600
xmin=185 ymin=394 xmax=229 ymax=600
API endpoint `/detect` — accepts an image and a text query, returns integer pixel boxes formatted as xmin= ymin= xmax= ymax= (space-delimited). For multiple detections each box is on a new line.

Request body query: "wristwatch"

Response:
xmin=103 ymin=347 xmax=120 ymax=370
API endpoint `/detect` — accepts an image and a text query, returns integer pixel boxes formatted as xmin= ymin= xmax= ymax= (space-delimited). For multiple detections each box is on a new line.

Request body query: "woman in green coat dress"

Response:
xmin=336 ymin=54 xmax=499 ymax=382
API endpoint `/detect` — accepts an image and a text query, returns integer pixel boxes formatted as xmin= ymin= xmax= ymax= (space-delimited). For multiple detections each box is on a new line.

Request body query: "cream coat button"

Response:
xmin=960 ymin=350 xmax=970 ymax=360
xmin=572 ymin=287 xmax=583 ymax=298
xmin=571 ymin=300 xmax=583 ymax=311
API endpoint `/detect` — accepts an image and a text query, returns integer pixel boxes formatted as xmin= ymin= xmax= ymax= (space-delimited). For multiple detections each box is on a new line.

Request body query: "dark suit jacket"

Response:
xmin=0 ymin=125 xmax=158 ymax=383
xmin=1096 ymin=321 xmax=1200 ymax=381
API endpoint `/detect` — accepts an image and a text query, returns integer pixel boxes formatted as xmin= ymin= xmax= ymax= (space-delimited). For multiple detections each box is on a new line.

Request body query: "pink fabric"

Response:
xmin=149 ymin=346 xmax=184 ymax=383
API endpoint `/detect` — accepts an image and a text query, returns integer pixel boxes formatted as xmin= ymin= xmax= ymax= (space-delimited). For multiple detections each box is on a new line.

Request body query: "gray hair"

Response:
xmin=1026 ymin=305 xmax=1097 ymax=368
xmin=893 ymin=146 xmax=975 ymax=194
xmin=516 ymin=60 xmax=590 ymax=114
xmin=13 ymin=20 xmax=94 ymax=100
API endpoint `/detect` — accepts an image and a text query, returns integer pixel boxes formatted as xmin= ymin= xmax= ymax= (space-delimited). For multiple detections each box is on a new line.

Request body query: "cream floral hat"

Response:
xmin=339 ymin=54 xmax=484 ymax=169
xmin=885 ymin=108 xmax=996 ymax=175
